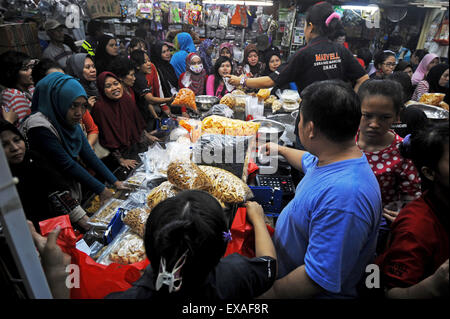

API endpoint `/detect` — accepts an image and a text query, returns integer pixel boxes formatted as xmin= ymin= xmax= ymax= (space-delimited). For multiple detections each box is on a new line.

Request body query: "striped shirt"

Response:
xmin=1 ymin=87 xmax=35 ymax=124
xmin=412 ymin=80 xmax=430 ymax=102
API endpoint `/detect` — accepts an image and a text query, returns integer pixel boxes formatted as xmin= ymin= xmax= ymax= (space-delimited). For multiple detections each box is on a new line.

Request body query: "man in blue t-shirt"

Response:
xmin=260 ymin=80 xmax=382 ymax=299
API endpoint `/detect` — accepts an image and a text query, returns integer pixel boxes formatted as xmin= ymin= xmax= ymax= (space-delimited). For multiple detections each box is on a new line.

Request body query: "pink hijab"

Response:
xmin=411 ymin=53 xmax=439 ymax=86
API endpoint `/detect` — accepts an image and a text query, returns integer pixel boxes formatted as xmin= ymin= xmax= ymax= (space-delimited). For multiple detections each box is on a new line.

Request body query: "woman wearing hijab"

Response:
xmin=94 ymin=34 xmax=120 ymax=75
xmin=179 ymin=52 xmax=207 ymax=96
xmin=65 ymin=53 xmax=100 ymax=149
xmin=411 ymin=53 xmax=439 ymax=86
xmin=235 ymin=44 xmax=264 ymax=78
xmin=219 ymin=42 xmax=239 ymax=71
xmin=0 ymin=119 xmax=91 ymax=231
xmin=395 ymin=60 xmax=414 ymax=78
xmin=170 ymin=32 xmax=196 ymax=78
xmin=20 ymin=72 xmax=126 ymax=203
xmin=412 ymin=63 xmax=449 ymax=102
xmin=91 ymin=72 xmax=155 ymax=171
xmin=198 ymin=39 xmax=214 ymax=75
xmin=150 ymin=41 xmax=179 ymax=98
xmin=261 ymin=48 xmax=294 ymax=95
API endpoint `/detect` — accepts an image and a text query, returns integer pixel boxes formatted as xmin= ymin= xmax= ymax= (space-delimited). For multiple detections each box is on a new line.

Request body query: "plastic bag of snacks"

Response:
xmin=172 ymin=88 xmax=197 ymax=111
xmin=201 ymin=115 xmax=260 ymax=136
xmin=146 ymin=181 xmax=180 ymax=210
xmin=257 ymin=89 xmax=271 ymax=101
xmin=97 ymin=229 xmax=146 ymax=266
xmin=167 ymin=160 xmax=212 ymax=191
xmin=419 ymin=93 xmax=445 ymax=106
xmin=123 ymin=208 xmax=150 ymax=238
xmin=199 ymin=165 xmax=253 ymax=203
xmin=220 ymin=94 xmax=236 ymax=109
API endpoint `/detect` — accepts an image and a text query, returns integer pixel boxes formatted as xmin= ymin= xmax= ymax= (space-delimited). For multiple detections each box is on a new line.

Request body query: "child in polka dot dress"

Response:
xmin=357 ymin=80 xmax=421 ymax=253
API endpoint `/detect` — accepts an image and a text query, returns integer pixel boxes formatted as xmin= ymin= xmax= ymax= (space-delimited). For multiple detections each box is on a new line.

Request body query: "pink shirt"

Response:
xmin=357 ymin=131 xmax=422 ymax=206
xmin=206 ymin=75 xmax=232 ymax=99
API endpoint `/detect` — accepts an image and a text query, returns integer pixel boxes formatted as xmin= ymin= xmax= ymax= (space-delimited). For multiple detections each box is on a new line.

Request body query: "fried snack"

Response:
xmin=257 ymin=89 xmax=271 ymax=101
xmin=172 ymin=88 xmax=197 ymax=111
xmin=123 ymin=208 xmax=149 ymax=238
xmin=86 ymin=188 xmax=115 ymax=214
xmin=231 ymin=90 xmax=246 ymax=96
xmin=89 ymin=200 xmax=121 ymax=225
xmin=167 ymin=160 xmax=212 ymax=191
xmin=147 ymin=181 xmax=180 ymax=210
xmin=419 ymin=93 xmax=445 ymax=106
xmin=438 ymin=101 xmax=449 ymax=111
xmin=109 ymin=233 xmax=145 ymax=265
xmin=220 ymin=94 xmax=236 ymax=109
xmin=199 ymin=165 xmax=253 ymax=203
xmin=201 ymin=115 xmax=261 ymax=136
xmin=272 ymin=100 xmax=283 ymax=113
xmin=265 ymin=95 xmax=277 ymax=108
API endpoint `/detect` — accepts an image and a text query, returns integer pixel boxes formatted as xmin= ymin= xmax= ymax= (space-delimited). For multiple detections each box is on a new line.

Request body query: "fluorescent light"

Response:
xmin=341 ymin=5 xmax=379 ymax=12
xmin=203 ymin=0 xmax=273 ymax=6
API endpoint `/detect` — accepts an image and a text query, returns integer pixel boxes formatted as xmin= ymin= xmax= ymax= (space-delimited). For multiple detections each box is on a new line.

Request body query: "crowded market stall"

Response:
xmin=0 ymin=0 xmax=449 ymax=303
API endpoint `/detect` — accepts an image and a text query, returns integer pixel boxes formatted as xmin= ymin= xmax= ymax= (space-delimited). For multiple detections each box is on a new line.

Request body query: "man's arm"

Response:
xmin=264 ymin=143 xmax=307 ymax=173
xmin=258 ymin=264 xmax=324 ymax=299
xmin=225 ymin=75 xmax=275 ymax=89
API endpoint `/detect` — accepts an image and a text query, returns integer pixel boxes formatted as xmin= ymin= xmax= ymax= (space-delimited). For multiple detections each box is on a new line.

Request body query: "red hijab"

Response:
xmin=91 ymin=72 xmax=146 ymax=150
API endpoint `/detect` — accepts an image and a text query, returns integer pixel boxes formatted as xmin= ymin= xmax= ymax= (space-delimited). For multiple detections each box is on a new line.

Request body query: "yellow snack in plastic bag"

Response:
xmin=257 ymin=89 xmax=271 ymax=101
xmin=201 ymin=115 xmax=260 ymax=136
xmin=172 ymin=88 xmax=197 ymax=111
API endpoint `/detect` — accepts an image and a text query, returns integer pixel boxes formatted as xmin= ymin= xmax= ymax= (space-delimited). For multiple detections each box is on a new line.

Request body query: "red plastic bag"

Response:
xmin=39 ymin=215 xmax=150 ymax=299
xmin=224 ymin=207 xmax=274 ymax=259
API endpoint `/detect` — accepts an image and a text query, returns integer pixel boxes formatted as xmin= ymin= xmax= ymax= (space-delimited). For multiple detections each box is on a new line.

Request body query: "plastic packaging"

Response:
xmin=88 ymin=199 xmax=124 ymax=227
xmin=220 ymin=94 xmax=236 ymax=109
xmin=199 ymin=165 xmax=253 ymax=203
xmin=146 ymin=181 xmax=180 ymax=210
xmin=167 ymin=160 xmax=212 ymax=191
xmin=123 ymin=172 xmax=147 ymax=188
xmin=192 ymin=133 xmax=254 ymax=179
xmin=202 ymin=104 xmax=234 ymax=118
xmin=201 ymin=115 xmax=261 ymax=136
xmin=172 ymin=88 xmax=197 ymax=111
xmin=257 ymin=89 xmax=271 ymax=101
xmin=166 ymin=141 xmax=193 ymax=162
xmin=122 ymin=207 xmax=150 ymax=238
xmin=97 ymin=226 xmax=146 ymax=266
xmin=169 ymin=126 xmax=190 ymax=142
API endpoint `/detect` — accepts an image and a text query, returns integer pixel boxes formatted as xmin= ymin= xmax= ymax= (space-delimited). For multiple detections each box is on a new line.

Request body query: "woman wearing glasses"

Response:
xmin=0 ymin=51 xmax=37 ymax=125
xmin=370 ymin=50 xmax=397 ymax=80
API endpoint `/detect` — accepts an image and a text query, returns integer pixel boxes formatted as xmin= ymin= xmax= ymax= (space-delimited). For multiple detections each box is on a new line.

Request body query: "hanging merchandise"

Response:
xmin=120 ymin=5 xmax=128 ymax=19
xmin=434 ymin=16 xmax=449 ymax=46
xmin=186 ymin=4 xmax=202 ymax=26
xmin=160 ymin=2 xmax=169 ymax=14
xmin=231 ymin=5 xmax=248 ymax=28
xmin=170 ymin=4 xmax=181 ymax=24
xmin=218 ymin=10 xmax=228 ymax=29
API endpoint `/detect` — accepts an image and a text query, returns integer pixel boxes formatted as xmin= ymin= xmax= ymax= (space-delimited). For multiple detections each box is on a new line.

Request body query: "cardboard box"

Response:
xmin=0 ymin=23 xmax=41 ymax=57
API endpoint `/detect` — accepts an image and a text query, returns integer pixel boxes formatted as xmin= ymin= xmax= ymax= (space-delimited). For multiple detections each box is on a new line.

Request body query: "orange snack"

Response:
xmin=172 ymin=88 xmax=197 ymax=111
xmin=201 ymin=115 xmax=260 ymax=136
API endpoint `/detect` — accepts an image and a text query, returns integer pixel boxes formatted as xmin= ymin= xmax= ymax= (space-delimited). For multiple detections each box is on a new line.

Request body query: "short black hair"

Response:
xmin=0 ymin=50 xmax=31 ymax=88
xmin=387 ymin=71 xmax=413 ymax=103
xmin=300 ymin=80 xmax=361 ymax=143
xmin=108 ymin=57 xmax=135 ymax=79
xmin=32 ymin=58 xmax=63 ymax=84
xmin=144 ymin=190 xmax=228 ymax=295
xmin=373 ymin=50 xmax=396 ymax=69
xmin=388 ymin=34 xmax=403 ymax=47
xmin=412 ymin=49 xmax=428 ymax=63
xmin=400 ymin=122 xmax=448 ymax=190
xmin=130 ymin=50 xmax=148 ymax=70
xmin=358 ymin=79 xmax=404 ymax=115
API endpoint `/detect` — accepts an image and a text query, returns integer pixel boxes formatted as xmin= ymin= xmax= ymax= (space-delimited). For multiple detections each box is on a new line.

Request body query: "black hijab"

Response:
xmin=94 ymin=35 xmax=118 ymax=75
xmin=150 ymin=41 xmax=179 ymax=98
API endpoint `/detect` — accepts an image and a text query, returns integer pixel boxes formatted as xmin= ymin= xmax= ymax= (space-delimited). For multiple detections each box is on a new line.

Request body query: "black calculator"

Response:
xmin=255 ymin=175 xmax=296 ymax=195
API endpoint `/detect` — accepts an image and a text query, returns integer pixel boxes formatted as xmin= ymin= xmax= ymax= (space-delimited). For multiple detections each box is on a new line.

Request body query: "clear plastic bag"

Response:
xmin=122 ymin=207 xmax=150 ymax=238
xmin=87 ymin=199 xmax=124 ymax=227
xmin=166 ymin=141 xmax=193 ymax=163
xmin=202 ymin=104 xmax=234 ymax=119
xmin=192 ymin=134 xmax=254 ymax=179
xmin=146 ymin=181 xmax=180 ymax=210
xmin=167 ymin=160 xmax=213 ymax=191
xmin=201 ymin=115 xmax=261 ymax=136
xmin=172 ymin=88 xmax=197 ymax=111
xmin=140 ymin=143 xmax=170 ymax=178
xmin=198 ymin=165 xmax=253 ymax=204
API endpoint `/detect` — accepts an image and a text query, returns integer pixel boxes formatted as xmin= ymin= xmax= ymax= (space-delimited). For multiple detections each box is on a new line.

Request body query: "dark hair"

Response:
xmin=395 ymin=60 xmax=412 ymax=73
xmin=388 ymin=34 xmax=403 ymax=47
xmin=412 ymin=49 xmax=428 ymax=64
xmin=144 ymin=190 xmax=228 ymax=296
xmin=108 ymin=57 xmax=135 ymax=79
xmin=129 ymin=37 xmax=146 ymax=51
xmin=0 ymin=51 xmax=31 ymax=88
xmin=213 ymin=56 xmax=233 ymax=97
xmin=358 ymin=79 xmax=404 ymax=115
xmin=373 ymin=50 xmax=396 ymax=70
xmin=394 ymin=106 xmax=428 ymax=138
xmin=426 ymin=63 xmax=449 ymax=94
xmin=357 ymin=48 xmax=373 ymax=69
xmin=32 ymin=58 xmax=63 ymax=84
xmin=306 ymin=1 xmax=344 ymax=38
xmin=329 ymin=28 xmax=346 ymax=42
xmin=387 ymin=71 xmax=414 ymax=103
xmin=300 ymin=80 xmax=361 ymax=143
xmin=130 ymin=50 xmax=148 ymax=70
xmin=400 ymin=122 xmax=448 ymax=189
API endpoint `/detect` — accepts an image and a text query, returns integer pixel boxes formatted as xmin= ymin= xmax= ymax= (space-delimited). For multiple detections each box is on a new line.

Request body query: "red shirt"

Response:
xmin=357 ymin=131 xmax=421 ymax=206
xmin=1 ymin=87 xmax=34 ymax=124
xmin=375 ymin=192 xmax=449 ymax=288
